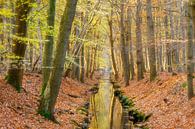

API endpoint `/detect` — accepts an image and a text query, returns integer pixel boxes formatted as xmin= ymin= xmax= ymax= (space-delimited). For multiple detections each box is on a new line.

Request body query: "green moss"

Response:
xmin=38 ymin=109 xmax=52 ymax=119
xmin=77 ymin=107 xmax=88 ymax=115
xmin=181 ymin=82 xmax=188 ymax=89
xmin=41 ymin=83 xmax=47 ymax=96
xmin=114 ymin=88 xmax=151 ymax=128
xmin=114 ymin=89 xmax=134 ymax=108
xmin=5 ymin=75 xmax=21 ymax=92
xmin=129 ymin=109 xmax=152 ymax=124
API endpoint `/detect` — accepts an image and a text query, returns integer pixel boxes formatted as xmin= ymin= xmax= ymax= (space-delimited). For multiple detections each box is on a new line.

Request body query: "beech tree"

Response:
xmin=146 ymin=0 xmax=157 ymax=81
xmin=41 ymin=0 xmax=56 ymax=95
xmin=187 ymin=0 xmax=194 ymax=99
xmin=136 ymin=0 xmax=144 ymax=80
xmin=108 ymin=6 xmax=119 ymax=80
xmin=127 ymin=7 xmax=135 ymax=80
xmin=120 ymin=0 xmax=130 ymax=86
xmin=6 ymin=0 xmax=33 ymax=91
xmin=38 ymin=0 xmax=78 ymax=120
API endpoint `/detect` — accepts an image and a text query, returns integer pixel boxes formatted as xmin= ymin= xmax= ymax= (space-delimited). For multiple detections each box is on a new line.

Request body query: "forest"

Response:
xmin=0 ymin=0 xmax=194 ymax=128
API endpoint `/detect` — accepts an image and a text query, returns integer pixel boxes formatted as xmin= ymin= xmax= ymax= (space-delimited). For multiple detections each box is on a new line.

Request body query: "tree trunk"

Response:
xmin=86 ymin=46 xmax=90 ymax=78
xmin=89 ymin=47 xmax=94 ymax=77
xmin=0 ymin=3 xmax=4 ymax=44
xmin=41 ymin=0 xmax=56 ymax=95
xmin=136 ymin=0 xmax=144 ymax=81
xmin=146 ymin=0 xmax=157 ymax=81
xmin=187 ymin=0 xmax=194 ymax=100
xmin=80 ymin=44 xmax=85 ymax=83
xmin=127 ymin=7 xmax=135 ymax=80
xmin=38 ymin=0 xmax=78 ymax=120
xmin=72 ymin=26 xmax=81 ymax=81
xmin=191 ymin=0 xmax=195 ymax=71
xmin=80 ymin=13 xmax=85 ymax=83
xmin=165 ymin=14 xmax=172 ymax=72
xmin=6 ymin=0 xmax=32 ymax=92
xmin=120 ymin=0 xmax=130 ymax=86
xmin=90 ymin=45 xmax=97 ymax=79
xmin=180 ymin=2 xmax=187 ymax=72
xmin=156 ymin=0 xmax=164 ymax=72
xmin=108 ymin=7 xmax=119 ymax=80
xmin=37 ymin=0 xmax=43 ymax=73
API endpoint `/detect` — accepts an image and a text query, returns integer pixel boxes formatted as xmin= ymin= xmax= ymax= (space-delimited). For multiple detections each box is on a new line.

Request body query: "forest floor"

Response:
xmin=122 ymin=72 xmax=195 ymax=129
xmin=0 ymin=73 xmax=194 ymax=129
xmin=0 ymin=73 xmax=97 ymax=129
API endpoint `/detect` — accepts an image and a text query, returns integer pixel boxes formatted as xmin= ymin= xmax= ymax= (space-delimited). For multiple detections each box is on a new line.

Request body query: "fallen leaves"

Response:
xmin=0 ymin=72 xmax=194 ymax=129
xmin=122 ymin=72 xmax=195 ymax=129
xmin=0 ymin=74 xmax=97 ymax=129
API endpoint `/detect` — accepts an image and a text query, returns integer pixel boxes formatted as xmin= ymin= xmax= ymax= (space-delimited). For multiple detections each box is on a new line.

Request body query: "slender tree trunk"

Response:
xmin=6 ymin=0 xmax=32 ymax=91
xmin=41 ymin=0 xmax=56 ymax=95
xmin=180 ymin=2 xmax=187 ymax=72
xmin=72 ymin=26 xmax=80 ymax=80
xmin=120 ymin=0 xmax=130 ymax=86
xmin=127 ymin=7 xmax=135 ymax=80
xmin=80 ymin=13 xmax=85 ymax=83
xmin=80 ymin=44 xmax=85 ymax=83
xmin=146 ymin=0 xmax=157 ymax=81
xmin=165 ymin=14 xmax=172 ymax=72
xmin=90 ymin=45 xmax=97 ymax=79
xmin=156 ymin=0 xmax=164 ymax=72
xmin=38 ymin=0 xmax=78 ymax=120
xmin=175 ymin=17 xmax=181 ymax=72
xmin=108 ymin=7 xmax=118 ymax=80
xmin=136 ymin=0 xmax=144 ymax=81
xmin=169 ymin=6 xmax=179 ymax=72
xmin=187 ymin=0 xmax=194 ymax=100
xmin=89 ymin=47 xmax=94 ymax=77
xmin=191 ymin=0 xmax=195 ymax=71
xmin=0 ymin=3 xmax=4 ymax=44
xmin=86 ymin=46 xmax=90 ymax=78
xmin=157 ymin=17 xmax=164 ymax=72
xmin=29 ymin=43 xmax=34 ymax=68
xmin=37 ymin=0 xmax=43 ymax=72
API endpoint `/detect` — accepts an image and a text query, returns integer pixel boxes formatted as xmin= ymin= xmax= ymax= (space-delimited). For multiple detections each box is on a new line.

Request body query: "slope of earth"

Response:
xmin=0 ymin=73 xmax=97 ymax=129
xmin=123 ymin=73 xmax=195 ymax=129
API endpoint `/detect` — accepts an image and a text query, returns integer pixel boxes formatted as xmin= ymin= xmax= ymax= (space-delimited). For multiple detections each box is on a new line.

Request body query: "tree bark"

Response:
xmin=136 ymin=0 xmax=144 ymax=81
xmin=108 ymin=6 xmax=119 ymax=80
xmin=127 ymin=7 xmax=135 ymax=80
xmin=80 ymin=13 xmax=85 ymax=83
xmin=6 ymin=0 xmax=32 ymax=91
xmin=86 ymin=46 xmax=90 ymax=78
xmin=90 ymin=45 xmax=97 ymax=79
xmin=146 ymin=0 xmax=157 ymax=81
xmin=80 ymin=44 xmax=85 ymax=83
xmin=165 ymin=15 xmax=172 ymax=72
xmin=72 ymin=25 xmax=81 ymax=81
xmin=120 ymin=0 xmax=130 ymax=86
xmin=38 ymin=0 xmax=78 ymax=120
xmin=41 ymin=0 xmax=56 ymax=95
xmin=187 ymin=0 xmax=194 ymax=100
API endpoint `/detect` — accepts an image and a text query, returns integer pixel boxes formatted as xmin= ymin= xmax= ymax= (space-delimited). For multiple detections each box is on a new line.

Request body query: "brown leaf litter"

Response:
xmin=122 ymin=72 xmax=195 ymax=129
xmin=0 ymin=73 xmax=97 ymax=129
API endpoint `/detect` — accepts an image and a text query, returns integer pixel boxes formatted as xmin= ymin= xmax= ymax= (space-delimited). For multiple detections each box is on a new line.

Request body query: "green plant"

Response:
xmin=181 ymin=82 xmax=188 ymax=89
